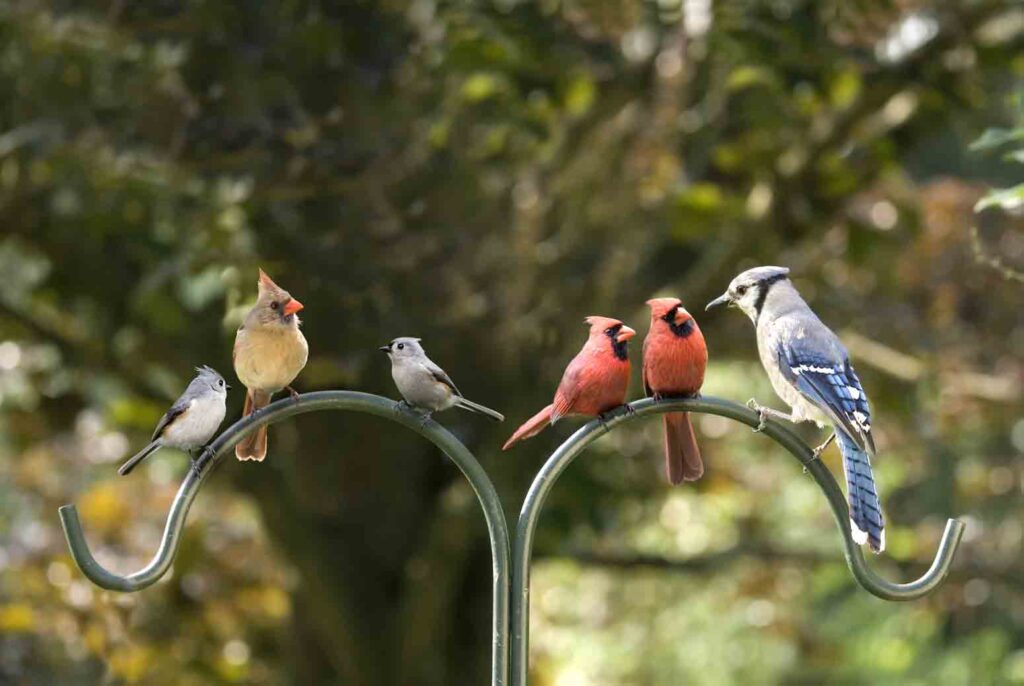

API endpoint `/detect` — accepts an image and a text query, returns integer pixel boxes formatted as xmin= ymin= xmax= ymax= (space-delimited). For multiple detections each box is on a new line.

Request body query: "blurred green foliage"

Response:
xmin=0 ymin=0 xmax=1022 ymax=684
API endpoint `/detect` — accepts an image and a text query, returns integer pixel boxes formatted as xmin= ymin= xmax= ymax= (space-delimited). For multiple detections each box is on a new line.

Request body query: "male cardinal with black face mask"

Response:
xmin=502 ymin=316 xmax=635 ymax=451
xmin=643 ymin=298 xmax=707 ymax=484
xmin=233 ymin=269 xmax=308 ymax=461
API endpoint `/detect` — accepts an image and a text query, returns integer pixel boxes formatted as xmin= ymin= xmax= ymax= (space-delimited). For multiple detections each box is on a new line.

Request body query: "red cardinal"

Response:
xmin=643 ymin=298 xmax=708 ymax=484
xmin=502 ymin=316 xmax=635 ymax=451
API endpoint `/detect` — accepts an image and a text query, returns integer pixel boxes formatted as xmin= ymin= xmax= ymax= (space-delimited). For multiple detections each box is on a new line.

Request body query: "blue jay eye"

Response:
xmin=736 ymin=285 xmax=748 ymax=296
xmin=397 ymin=343 xmax=405 ymax=350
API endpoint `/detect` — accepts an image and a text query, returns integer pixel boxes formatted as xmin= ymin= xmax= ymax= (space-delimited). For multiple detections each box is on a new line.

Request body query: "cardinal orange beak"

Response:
xmin=616 ymin=325 xmax=636 ymax=343
xmin=674 ymin=308 xmax=689 ymax=325
xmin=284 ymin=298 xmax=304 ymax=316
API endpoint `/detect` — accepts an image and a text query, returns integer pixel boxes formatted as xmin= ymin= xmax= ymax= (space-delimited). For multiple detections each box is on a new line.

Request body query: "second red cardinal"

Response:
xmin=643 ymin=298 xmax=708 ymax=484
xmin=502 ymin=316 xmax=635 ymax=450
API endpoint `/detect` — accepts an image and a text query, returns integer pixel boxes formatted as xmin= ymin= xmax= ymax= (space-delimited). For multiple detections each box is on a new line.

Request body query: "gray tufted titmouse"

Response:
xmin=380 ymin=337 xmax=504 ymax=422
xmin=118 ymin=366 xmax=229 ymax=476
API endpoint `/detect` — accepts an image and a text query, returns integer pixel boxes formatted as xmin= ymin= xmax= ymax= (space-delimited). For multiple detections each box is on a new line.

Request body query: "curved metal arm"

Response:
xmin=60 ymin=391 xmax=511 ymax=686
xmin=510 ymin=396 xmax=965 ymax=686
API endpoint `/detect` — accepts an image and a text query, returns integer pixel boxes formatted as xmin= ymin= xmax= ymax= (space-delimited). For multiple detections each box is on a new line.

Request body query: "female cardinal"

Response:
xmin=232 ymin=269 xmax=309 ymax=461
xmin=502 ymin=316 xmax=635 ymax=451
xmin=643 ymin=298 xmax=707 ymax=484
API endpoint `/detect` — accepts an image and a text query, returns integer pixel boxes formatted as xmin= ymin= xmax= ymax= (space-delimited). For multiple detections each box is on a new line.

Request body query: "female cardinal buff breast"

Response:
xmin=502 ymin=316 xmax=635 ymax=451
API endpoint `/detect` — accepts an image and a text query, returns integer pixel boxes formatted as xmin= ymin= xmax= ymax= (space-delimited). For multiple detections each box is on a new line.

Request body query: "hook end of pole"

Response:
xmin=940 ymin=517 xmax=967 ymax=554
xmin=58 ymin=502 xmax=137 ymax=592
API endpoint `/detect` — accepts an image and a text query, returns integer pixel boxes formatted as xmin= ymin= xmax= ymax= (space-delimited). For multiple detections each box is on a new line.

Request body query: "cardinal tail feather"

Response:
xmin=235 ymin=390 xmax=271 ymax=462
xmin=664 ymin=412 xmax=703 ymax=485
xmin=502 ymin=404 xmax=555 ymax=451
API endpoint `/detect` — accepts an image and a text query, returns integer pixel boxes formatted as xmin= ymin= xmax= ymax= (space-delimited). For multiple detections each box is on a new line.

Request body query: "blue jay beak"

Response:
xmin=705 ymin=293 xmax=731 ymax=311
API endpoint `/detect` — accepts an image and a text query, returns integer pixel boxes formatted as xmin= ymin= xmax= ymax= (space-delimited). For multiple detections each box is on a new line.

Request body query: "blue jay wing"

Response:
xmin=779 ymin=347 xmax=876 ymax=454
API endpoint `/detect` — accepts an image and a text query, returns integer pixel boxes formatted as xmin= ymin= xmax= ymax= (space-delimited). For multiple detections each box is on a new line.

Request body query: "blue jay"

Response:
xmin=118 ymin=366 xmax=229 ymax=476
xmin=706 ymin=266 xmax=885 ymax=553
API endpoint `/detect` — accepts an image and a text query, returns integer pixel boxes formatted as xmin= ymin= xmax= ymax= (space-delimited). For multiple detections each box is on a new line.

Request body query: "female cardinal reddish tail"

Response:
xmin=235 ymin=389 xmax=271 ymax=461
xmin=663 ymin=412 xmax=703 ymax=484
xmin=502 ymin=404 xmax=555 ymax=451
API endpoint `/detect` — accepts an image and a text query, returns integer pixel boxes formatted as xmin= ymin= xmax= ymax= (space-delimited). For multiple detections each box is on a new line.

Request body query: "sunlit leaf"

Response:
xmin=969 ymin=127 xmax=1024 ymax=151
xmin=974 ymin=183 xmax=1024 ymax=212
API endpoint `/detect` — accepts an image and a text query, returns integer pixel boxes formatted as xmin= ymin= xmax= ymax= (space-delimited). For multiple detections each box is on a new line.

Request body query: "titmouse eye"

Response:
xmin=397 ymin=343 xmax=405 ymax=350
xmin=270 ymin=301 xmax=280 ymax=310
xmin=219 ymin=379 xmax=224 ymax=387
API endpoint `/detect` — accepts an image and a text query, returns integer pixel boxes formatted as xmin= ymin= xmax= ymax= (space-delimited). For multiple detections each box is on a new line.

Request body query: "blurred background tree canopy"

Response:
xmin=1 ymin=0 xmax=1022 ymax=684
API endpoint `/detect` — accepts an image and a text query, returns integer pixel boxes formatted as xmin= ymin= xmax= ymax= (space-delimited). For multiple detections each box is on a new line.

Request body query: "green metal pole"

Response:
xmin=59 ymin=391 xmax=511 ymax=686
xmin=510 ymin=396 xmax=965 ymax=686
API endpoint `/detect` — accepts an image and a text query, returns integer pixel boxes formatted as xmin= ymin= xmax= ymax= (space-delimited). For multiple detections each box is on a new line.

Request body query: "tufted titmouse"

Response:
xmin=380 ymin=337 xmax=504 ymax=422
xmin=119 ymin=366 xmax=229 ymax=476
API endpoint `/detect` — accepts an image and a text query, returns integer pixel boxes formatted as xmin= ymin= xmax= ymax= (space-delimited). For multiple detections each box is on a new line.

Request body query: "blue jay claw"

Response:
xmin=799 ymin=433 xmax=836 ymax=473
xmin=810 ymin=433 xmax=836 ymax=460
xmin=746 ymin=398 xmax=769 ymax=433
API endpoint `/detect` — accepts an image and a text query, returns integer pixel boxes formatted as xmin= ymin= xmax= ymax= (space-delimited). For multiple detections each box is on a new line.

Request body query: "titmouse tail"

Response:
xmin=454 ymin=397 xmax=505 ymax=422
xmin=119 ymin=440 xmax=161 ymax=476
xmin=502 ymin=404 xmax=554 ymax=451
xmin=837 ymin=429 xmax=885 ymax=553
xmin=236 ymin=389 xmax=272 ymax=461
xmin=663 ymin=412 xmax=703 ymax=485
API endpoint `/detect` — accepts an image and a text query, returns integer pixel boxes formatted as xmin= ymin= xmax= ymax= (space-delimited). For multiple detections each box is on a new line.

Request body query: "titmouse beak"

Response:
xmin=616 ymin=325 xmax=637 ymax=343
xmin=378 ymin=345 xmax=391 ymax=353
xmin=706 ymin=293 xmax=731 ymax=311
xmin=284 ymin=298 xmax=304 ymax=315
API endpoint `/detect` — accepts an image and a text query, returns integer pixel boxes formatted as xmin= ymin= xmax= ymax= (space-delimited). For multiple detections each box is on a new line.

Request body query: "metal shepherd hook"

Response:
xmin=509 ymin=396 xmax=966 ymax=686
xmin=59 ymin=391 xmax=512 ymax=686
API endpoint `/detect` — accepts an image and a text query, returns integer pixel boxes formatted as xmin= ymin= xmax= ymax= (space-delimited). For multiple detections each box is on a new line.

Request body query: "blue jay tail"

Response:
xmin=118 ymin=440 xmax=161 ymax=476
xmin=836 ymin=430 xmax=885 ymax=553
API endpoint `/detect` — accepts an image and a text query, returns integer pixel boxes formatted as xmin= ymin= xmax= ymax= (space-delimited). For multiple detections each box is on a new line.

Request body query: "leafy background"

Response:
xmin=0 ymin=0 xmax=1021 ymax=684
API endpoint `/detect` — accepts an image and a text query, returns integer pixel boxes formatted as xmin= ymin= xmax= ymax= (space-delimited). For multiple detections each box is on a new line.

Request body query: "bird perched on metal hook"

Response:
xmin=233 ymin=269 xmax=308 ymax=461
xmin=643 ymin=298 xmax=708 ymax=485
xmin=706 ymin=266 xmax=885 ymax=552
xmin=118 ymin=366 xmax=228 ymax=476
xmin=503 ymin=316 xmax=635 ymax=451
xmin=380 ymin=337 xmax=505 ymax=422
